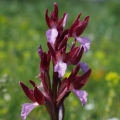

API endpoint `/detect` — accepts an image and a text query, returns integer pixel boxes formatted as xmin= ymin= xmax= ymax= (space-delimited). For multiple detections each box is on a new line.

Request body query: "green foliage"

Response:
xmin=0 ymin=0 xmax=120 ymax=120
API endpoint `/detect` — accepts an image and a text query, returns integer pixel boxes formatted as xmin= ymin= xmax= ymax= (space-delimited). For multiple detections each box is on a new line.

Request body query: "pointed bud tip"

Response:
xmin=54 ymin=2 xmax=57 ymax=6
xmin=29 ymin=80 xmax=36 ymax=87
xmin=19 ymin=81 xmax=24 ymax=86
xmin=54 ymin=2 xmax=58 ymax=10
xmin=77 ymin=13 xmax=82 ymax=20
xmin=81 ymin=45 xmax=84 ymax=52
xmin=79 ymin=13 xmax=82 ymax=17
xmin=46 ymin=8 xmax=48 ymax=12
xmin=89 ymin=68 xmax=92 ymax=73
xmin=85 ymin=16 xmax=90 ymax=22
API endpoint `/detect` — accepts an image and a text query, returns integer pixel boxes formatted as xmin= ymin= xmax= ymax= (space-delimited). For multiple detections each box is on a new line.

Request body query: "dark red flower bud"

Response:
xmin=19 ymin=82 xmax=36 ymax=102
xmin=45 ymin=3 xmax=59 ymax=28
xmin=40 ymin=51 xmax=51 ymax=71
xmin=73 ymin=68 xmax=92 ymax=90
xmin=69 ymin=14 xmax=90 ymax=37
xmin=63 ymin=46 xmax=84 ymax=65
xmin=69 ymin=13 xmax=82 ymax=36
xmin=66 ymin=65 xmax=80 ymax=89
xmin=45 ymin=3 xmax=68 ymax=31
xmin=76 ymin=16 xmax=90 ymax=36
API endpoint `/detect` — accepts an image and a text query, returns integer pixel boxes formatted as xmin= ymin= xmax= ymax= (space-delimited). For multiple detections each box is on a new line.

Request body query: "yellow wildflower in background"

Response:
xmin=63 ymin=71 xmax=71 ymax=78
xmin=105 ymin=71 xmax=120 ymax=87
xmin=95 ymin=50 xmax=105 ymax=60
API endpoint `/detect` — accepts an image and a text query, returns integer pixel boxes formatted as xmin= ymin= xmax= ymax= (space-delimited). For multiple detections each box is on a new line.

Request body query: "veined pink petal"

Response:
xmin=72 ymin=89 xmax=88 ymax=106
xmin=75 ymin=36 xmax=90 ymax=52
xmin=79 ymin=62 xmax=89 ymax=73
xmin=21 ymin=102 xmax=38 ymax=120
xmin=63 ymin=13 xmax=68 ymax=27
xmin=46 ymin=28 xmax=58 ymax=44
xmin=54 ymin=60 xmax=67 ymax=78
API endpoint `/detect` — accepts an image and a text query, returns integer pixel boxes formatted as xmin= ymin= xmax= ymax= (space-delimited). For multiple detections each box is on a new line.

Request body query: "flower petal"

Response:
xmin=46 ymin=28 xmax=58 ymax=44
xmin=62 ymin=13 xmax=68 ymax=27
xmin=21 ymin=102 xmax=38 ymax=120
xmin=47 ymin=42 xmax=56 ymax=59
xmin=34 ymin=86 xmax=45 ymax=105
xmin=79 ymin=62 xmax=89 ymax=73
xmin=75 ymin=37 xmax=90 ymax=52
xmin=72 ymin=89 xmax=88 ymax=106
xmin=54 ymin=60 xmax=67 ymax=78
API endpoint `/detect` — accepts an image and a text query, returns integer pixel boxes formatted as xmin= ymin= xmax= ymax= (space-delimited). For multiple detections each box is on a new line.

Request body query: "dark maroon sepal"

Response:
xmin=19 ymin=82 xmax=36 ymax=102
xmin=63 ymin=46 xmax=83 ymax=65
xmin=66 ymin=65 xmax=80 ymax=89
xmin=69 ymin=46 xmax=80 ymax=57
xmin=57 ymin=78 xmax=67 ymax=97
xmin=62 ymin=47 xmax=79 ymax=63
xmin=34 ymin=86 xmax=45 ymax=105
xmin=73 ymin=64 xmax=80 ymax=76
xmin=53 ymin=3 xmax=58 ymax=19
xmin=58 ymin=12 xmax=67 ymax=27
xmin=40 ymin=51 xmax=51 ymax=71
xmin=47 ymin=42 xmax=56 ymax=60
xmin=58 ymin=35 xmax=68 ymax=51
xmin=45 ymin=9 xmax=51 ymax=28
xmin=61 ymin=29 xmax=69 ymax=39
xmin=69 ymin=13 xmax=82 ymax=36
xmin=73 ymin=68 xmax=92 ymax=90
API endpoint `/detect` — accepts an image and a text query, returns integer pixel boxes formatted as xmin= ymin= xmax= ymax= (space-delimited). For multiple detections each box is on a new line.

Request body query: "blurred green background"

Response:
xmin=0 ymin=0 xmax=120 ymax=120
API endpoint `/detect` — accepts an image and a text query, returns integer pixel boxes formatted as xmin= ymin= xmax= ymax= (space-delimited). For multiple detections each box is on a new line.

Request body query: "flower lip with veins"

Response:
xmin=54 ymin=59 xmax=67 ymax=78
xmin=72 ymin=89 xmax=88 ymax=106
xmin=74 ymin=36 xmax=90 ymax=52
xmin=46 ymin=28 xmax=58 ymax=44
xmin=21 ymin=102 xmax=39 ymax=120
